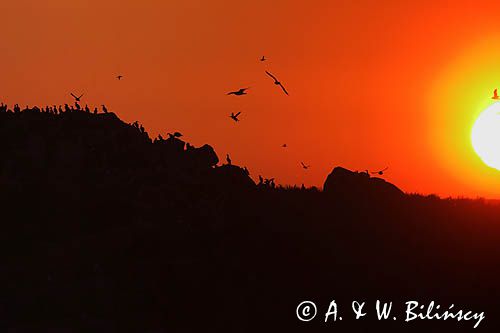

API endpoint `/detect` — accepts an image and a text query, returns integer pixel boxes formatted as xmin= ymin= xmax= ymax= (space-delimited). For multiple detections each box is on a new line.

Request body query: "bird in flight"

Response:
xmin=371 ymin=167 xmax=388 ymax=176
xmin=227 ymin=88 xmax=249 ymax=96
xmin=282 ymin=144 xmax=287 ymax=148
xmin=265 ymin=71 xmax=288 ymax=95
xmin=301 ymin=162 xmax=310 ymax=169
xmin=70 ymin=93 xmax=84 ymax=102
xmin=117 ymin=75 xmax=123 ymax=80
xmin=168 ymin=132 xmax=183 ymax=139
xmin=230 ymin=112 xmax=241 ymax=122
xmin=493 ymin=89 xmax=499 ymax=100
xmin=260 ymin=56 xmax=266 ymax=62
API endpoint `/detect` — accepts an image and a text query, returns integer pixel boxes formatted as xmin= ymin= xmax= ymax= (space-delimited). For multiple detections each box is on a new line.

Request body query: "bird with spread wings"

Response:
xmin=230 ymin=112 xmax=241 ymax=122
xmin=227 ymin=88 xmax=249 ymax=96
xmin=265 ymin=71 xmax=289 ymax=95
xmin=70 ymin=93 xmax=84 ymax=102
xmin=371 ymin=167 xmax=389 ymax=176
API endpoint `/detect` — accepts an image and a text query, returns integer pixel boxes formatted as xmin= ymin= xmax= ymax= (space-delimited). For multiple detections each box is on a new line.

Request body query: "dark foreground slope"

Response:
xmin=0 ymin=109 xmax=499 ymax=332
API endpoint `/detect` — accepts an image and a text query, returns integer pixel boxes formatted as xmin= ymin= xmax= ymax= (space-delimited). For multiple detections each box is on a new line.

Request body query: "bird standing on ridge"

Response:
xmin=371 ymin=167 xmax=388 ymax=176
xmin=227 ymin=88 xmax=249 ymax=96
xmin=70 ymin=93 xmax=84 ymax=102
xmin=226 ymin=154 xmax=232 ymax=165
xmin=102 ymin=105 xmax=108 ymax=113
xmin=301 ymin=162 xmax=310 ymax=170
xmin=230 ymin=112 xmax=241 ymax=122
xmin=493 ymin=89 xmax=499 ymax=100
xmin=265 ymin=71 xmax=289 ymax=95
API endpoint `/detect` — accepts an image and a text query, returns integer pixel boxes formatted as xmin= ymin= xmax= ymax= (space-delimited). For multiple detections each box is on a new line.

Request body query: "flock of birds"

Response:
xmin=226 ymin=56 xmax=306 ymax=176
xmin=61 ymin=60 xmax=390 ymax=183
xmin=224 ymin=56 xmax=389 ymax=179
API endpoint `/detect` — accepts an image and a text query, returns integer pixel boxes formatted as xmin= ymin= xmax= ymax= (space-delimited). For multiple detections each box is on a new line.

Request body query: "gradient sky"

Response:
xmin=3 ymin=0 xmax=500 ymax=197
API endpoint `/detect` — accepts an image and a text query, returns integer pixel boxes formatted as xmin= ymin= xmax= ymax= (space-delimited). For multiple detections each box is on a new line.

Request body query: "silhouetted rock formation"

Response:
xmin=323 ymin=166 xmax=404 ymax=199
xmin=1 ymin=106 xmax=499 ymax=333
xmin=0 ymin=109 xmax=251 ymax=197
xmin=211 ymin=164 xmax=256 ymax=190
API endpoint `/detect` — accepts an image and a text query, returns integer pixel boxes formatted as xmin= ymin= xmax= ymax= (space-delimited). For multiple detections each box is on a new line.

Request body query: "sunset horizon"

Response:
xmin=3 ymin=0 xmax=500 ymax=198
xmin=2 ymin=2 xmax=500 ymax=331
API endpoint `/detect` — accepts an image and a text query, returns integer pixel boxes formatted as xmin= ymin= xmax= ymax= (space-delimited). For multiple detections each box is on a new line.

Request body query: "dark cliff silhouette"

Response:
xmin=0 ymin=107 xmax=499 ymax=332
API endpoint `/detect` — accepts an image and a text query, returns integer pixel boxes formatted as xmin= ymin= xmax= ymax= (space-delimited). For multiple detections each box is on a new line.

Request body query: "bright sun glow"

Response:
xmin=471 ymin=102 xmax=500 ymax=170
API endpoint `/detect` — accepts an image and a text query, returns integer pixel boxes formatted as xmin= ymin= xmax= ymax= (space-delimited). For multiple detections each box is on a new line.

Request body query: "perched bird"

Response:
xmin=227 ymin=88 xmax=249 ymax=96
xmin=102 ymin=105 xmax=108 ymax=113
xmin=117 ymin=75 xmax=123 ymax=80
xmin=260 ymin=56 xmax=266 ymax=62
xmin=282 ymin=144 xmax=287 ymax=148
xmin=265 ymin=71 xmax=288 ymax=95
xmin=230 ymin=111 xmax=241 ymax=122
xmin=70 ymin=93 xmax=84 ymax=102
xmin=226 ymin=154 xmax=232 ymax=165
xmin=371 ymin=167 xmax=389 ymax=176
xmin=493 ymin=89 xmax=499 ymax=100
xmin=301 ymin=162 xmax=310 ymax=169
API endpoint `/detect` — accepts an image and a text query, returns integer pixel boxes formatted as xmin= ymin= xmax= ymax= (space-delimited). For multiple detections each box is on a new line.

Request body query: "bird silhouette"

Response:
xmin=301 ymin=162 xmax=310 ymax=169
xmin=167 ymin=132 xmax=183 ymax=139
xmin=230 ymin=112 xmax=241 ymax=122
xmin=70 ymin=93 xmax=84 ymax=102
xmin=260 ymin=56 xmax=266 ymax=62
xmin=265 ymin=71 xmax=289 ymax=95
xmin=226 ymin=154 xmax=232 ymax=165
xmin=371 ymin=167 xmax=388 ymax=176
xmin=493 ymin=89 xmax=499 ymax=100
xmin=102 ymin=105 xmax=108 ymax=113
xmin=117 ymin=75 xmax=123 ymax=80
xmin=227 ymin=88 xmax=249 ymax=96
xmin=282 ymin=144 xmax=287 ymax=148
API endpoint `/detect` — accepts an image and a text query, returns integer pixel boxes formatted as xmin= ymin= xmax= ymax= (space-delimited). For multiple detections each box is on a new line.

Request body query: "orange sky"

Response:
xmin=3 ymin=0 xmax=500 ymax=197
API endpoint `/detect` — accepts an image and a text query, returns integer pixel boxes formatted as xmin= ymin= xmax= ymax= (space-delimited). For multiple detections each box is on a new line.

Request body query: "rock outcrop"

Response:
xmin=323 ymin=166 xmax=404 ymax=199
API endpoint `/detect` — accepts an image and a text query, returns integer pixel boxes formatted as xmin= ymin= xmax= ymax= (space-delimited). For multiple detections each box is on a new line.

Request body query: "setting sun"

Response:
xmin=471 ymin=102 xmax=500 ymax=170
